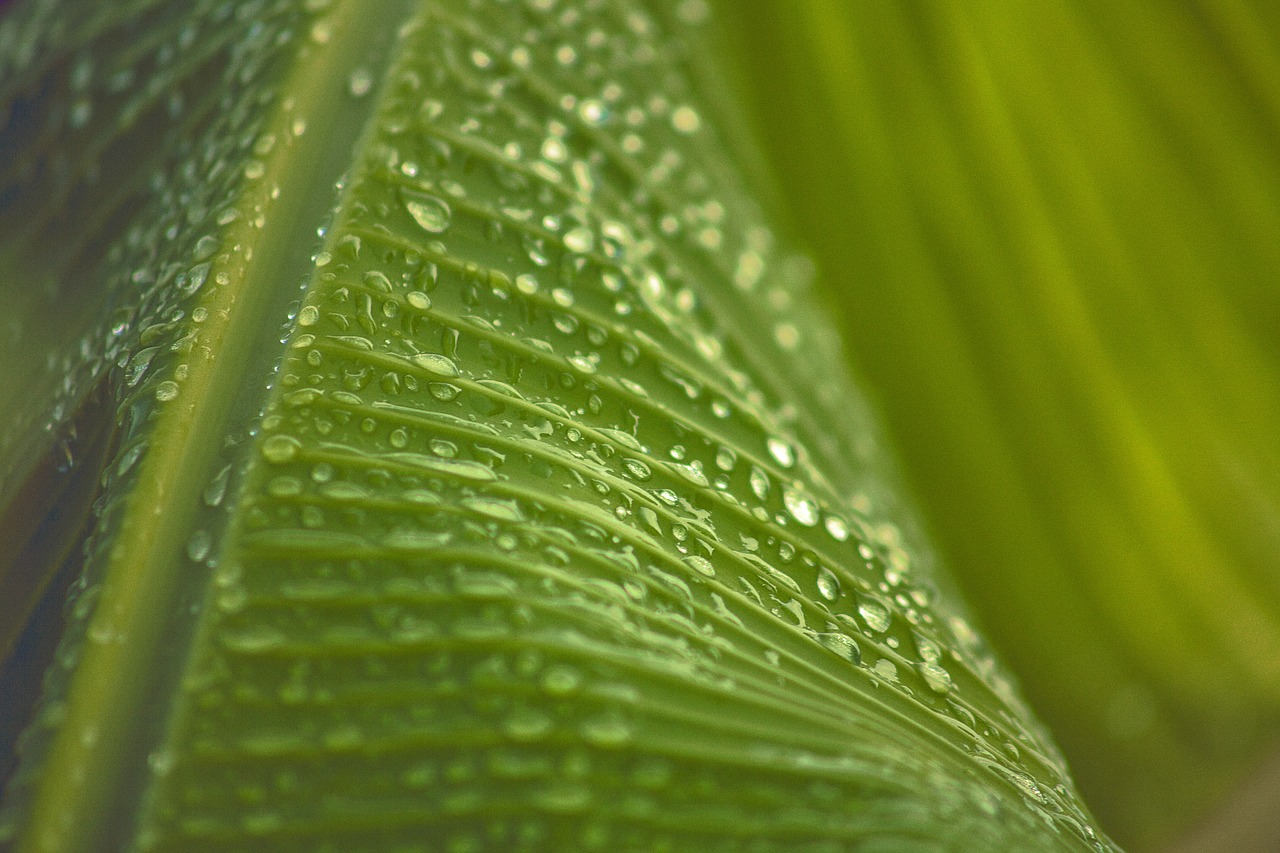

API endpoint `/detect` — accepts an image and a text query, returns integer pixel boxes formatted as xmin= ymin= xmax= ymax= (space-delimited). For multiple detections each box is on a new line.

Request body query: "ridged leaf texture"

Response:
xmin=0 ymin=1 xmax=1114 ymax=851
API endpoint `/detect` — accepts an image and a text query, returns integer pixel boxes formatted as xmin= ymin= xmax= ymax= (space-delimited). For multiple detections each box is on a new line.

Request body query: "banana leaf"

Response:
xmin=0 ymin=0 xmax=1115 ymax=851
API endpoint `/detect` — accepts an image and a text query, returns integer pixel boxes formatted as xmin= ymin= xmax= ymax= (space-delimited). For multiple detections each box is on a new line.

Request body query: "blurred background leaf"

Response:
xmin=712 ymin=0 xmax=1280 ymax=849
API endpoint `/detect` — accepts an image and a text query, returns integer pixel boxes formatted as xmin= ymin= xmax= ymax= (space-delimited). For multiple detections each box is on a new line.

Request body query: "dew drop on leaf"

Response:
xmin=684 ymin=555 xmax=716 ymax=578
xmin=783 ymin=483 xmax=819 ymax=526
xmin=563 ymin=226 xmax=593 ymax=253
xmin=749 ymin=465 xmax=770 ymax=501
xmin=622 ymin=458 xmax=652 ymax=481
xmin=203 ymin=464 xmax=232 ymax=507
xmin=817 ymin=632 xmax=860 ymax=663
xmin=261 ymin=434 xmax=301 ymax=464
xmin=766 ymin=436 xmax=795 ymax=467
xmin=348 ymin=66 xmax=373 ymax=97
xmin=580 ymin=714 xmax=633 ymax=747
xmin=186 ymin=529 xmax=211 ymax=562
xmin=411 ymin=352 xmax=460 ymax=376
xmin=919 ymin=661 xmax=954 ymax=695
xmin=400 ymin=187 xmax=452 ymax=233
xmin=503 ymin=708 xmax=552 ymax=742
xmin=815 ymin=566 xmax=841 ymax=602
xmin=541 ymin=666 xmax=582 ymax=695
xmin=859 ymin=597 xmax=892 ymax=633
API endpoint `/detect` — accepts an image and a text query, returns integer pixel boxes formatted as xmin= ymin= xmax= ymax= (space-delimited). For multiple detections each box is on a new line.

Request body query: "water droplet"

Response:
xmin=267 ymin=476 xmax=303 ymax=498
xmin=147 ymin=749 xmax=174 ymax=777
xmin=774 ymin=323 xmax=799 ymax=350
xmin=873 ymin=659 xmax=899 ymax=681
xmin=914 ymin=632 xmax=942 ymax=663
xmin=323 ymin=724 xmax=365 ymax=751
xmin=363 ymin=270 xmax=391 ymax=292
xmin=817 ymin=632 xmax=860 ymax=663
xmin=815 ymin=567 xmax=841 ymax=601
xmin=749 ymin=466 xmax=770 ymax=501
xmin=1008 ymin=770 xmax=1048 ymax=804
xmin=203 ymin=464 xmax=232 ymax=507
xmin=401 ymin=188 xmax=452 ymax=233
xmin=297 ymin=305 xmax=319 ymax=326
xmin=684 ymin=555 xmax=716 ymax=578
xmin=348 ymin=67 xmax=373 ymax=97
xmin=411 ymin=352 xmax=460 ymax=377
xmin=563 ymin=226 xmax=593 ymax=253
xmin=566 ymin=354 xmax=598 ymax=374
xmin=382 ymin=529 xmax=453 ymax=552
xmin=429 ymin=382 xmax=461 ymax=401
xmin=503 ymin=708 xmax=552 ymax=742
xmin=580 ymin=714 xmax=633 ymax=747
xmin=221 ymin=624 xmax=286 ymax=653
xmin=858 ymin=597 xmax=892 ymax=633
xmin=622 ymin=458 xmax=651 ymax=481
xmin=261 ymin=434 xmax=301 ymax=464
xmin=766 ymin=437 xmax=794 ymax=467
xmin=461 ymin=495 xmax=524 ymax=522
xmin=542 ymin=666 xmax=581 ymax=695
xmin=69 ymin=99 xmax=91 ymax=128
xmin=783 ymin=483 xmax=819 ymax=526
xmin=186 ymin=529 xmax=212 ymax=562
xmin=671 ymin=105 xmax=701 ymax=133
xmin=533 ymin=784 xmax=591 ymax=813
xmin=541 ymin=135 xmax=568 ymax=163
xmin=578 ymin=99 xmax=607 ymax=125
xmin=388 ymin=452 xmax=495 ymax=482
xmin=154 ymin=381 xmax=179 ymax=402
xmin=192 ymin=235 xmax=220 ymax=262
xmin=454 ymin=570 xmax=517 ymax=599
xmin=824 ymin=515 xmax=850 ymax=541
xmin=919 ymin=661 xmax=953 ymax=695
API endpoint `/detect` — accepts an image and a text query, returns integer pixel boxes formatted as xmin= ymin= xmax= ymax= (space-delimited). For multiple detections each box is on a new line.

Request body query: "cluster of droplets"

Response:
xmin=0 ymin=0 xmax=392 ymax=845
xmin=0 ymin=0 xmax=1108 ymax=849
xmin=166 ymin=0 xmax=1100 ymax=848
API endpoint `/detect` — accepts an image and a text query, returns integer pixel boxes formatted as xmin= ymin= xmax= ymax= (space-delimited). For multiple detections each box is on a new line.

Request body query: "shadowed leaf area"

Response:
xmin=0 ymin=1 xmax=1114 ymax=851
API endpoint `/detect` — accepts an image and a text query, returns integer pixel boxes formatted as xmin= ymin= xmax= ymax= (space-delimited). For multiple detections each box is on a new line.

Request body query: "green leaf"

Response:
xmin=1 ymin=1 xmax=1113 ymax=850
xmin=711 ymin=0 xmax=1280 ymax=848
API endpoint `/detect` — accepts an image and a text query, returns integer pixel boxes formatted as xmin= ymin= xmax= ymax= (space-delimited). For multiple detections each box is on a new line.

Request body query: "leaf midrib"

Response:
xmin=15 ymin=3 xmax=418 ymax=850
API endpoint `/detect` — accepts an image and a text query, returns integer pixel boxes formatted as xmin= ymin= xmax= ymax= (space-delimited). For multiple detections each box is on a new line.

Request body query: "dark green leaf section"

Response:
xmin=3 ymin=1 xmax=1114 ymax=851
xmin=0 ymin=0 xmax=285 ymax=506
xmin=1 ymin=0 xmax=405 ymax=847
xmin=0 ymin=0 xmax=317 ymax=800
xmin=0 ymin=0 xmax=287 ymax=661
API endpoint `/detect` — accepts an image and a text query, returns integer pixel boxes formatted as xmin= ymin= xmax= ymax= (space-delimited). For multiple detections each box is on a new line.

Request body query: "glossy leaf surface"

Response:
xmin=0 ymin=1 xmax=1112 ymax=851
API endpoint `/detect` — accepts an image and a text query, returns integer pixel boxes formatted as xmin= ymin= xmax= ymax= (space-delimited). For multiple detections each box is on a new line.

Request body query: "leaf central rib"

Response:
xmin=12 ymin=3 xmax=418 ymax=850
